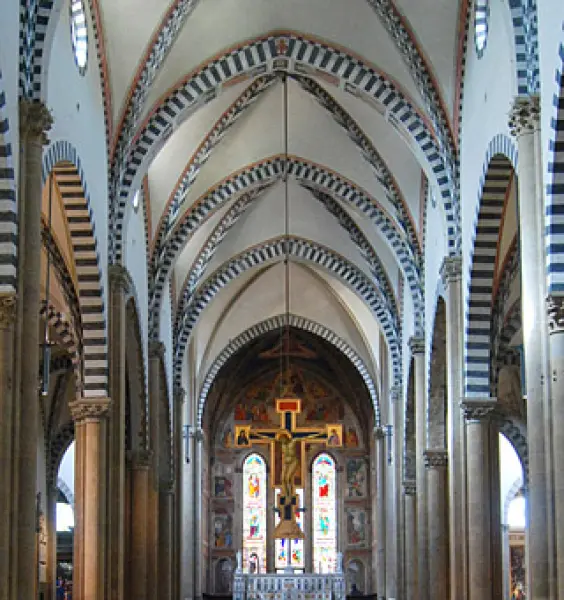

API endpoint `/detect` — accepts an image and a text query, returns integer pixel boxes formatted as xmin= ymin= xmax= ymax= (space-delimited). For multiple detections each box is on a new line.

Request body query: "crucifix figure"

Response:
xmin=240 ymin=384 xmax=340 ymax=540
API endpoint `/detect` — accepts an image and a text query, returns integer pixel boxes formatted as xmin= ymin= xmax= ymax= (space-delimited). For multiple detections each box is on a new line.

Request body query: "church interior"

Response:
xmin=1 ymin=0 xmax=563 ymax=599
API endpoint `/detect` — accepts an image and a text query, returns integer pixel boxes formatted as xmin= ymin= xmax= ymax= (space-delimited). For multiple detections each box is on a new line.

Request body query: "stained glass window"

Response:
xmin=275 ymin=488 xmax=304 ymax=572
xmin=313 ymin=454 xmax=337 ymax=573
xmin=243 ymin=454 xmax=267 ymax=573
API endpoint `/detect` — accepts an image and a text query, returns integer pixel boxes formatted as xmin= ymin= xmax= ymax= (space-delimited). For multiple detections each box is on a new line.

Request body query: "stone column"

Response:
xmin=158 ymin=482 xmax=174 ymax=600
xmin=390 ymin=387 xmax=402 ymax=599
xmin=409 ymin=336 xmax=429 ymax=600
xmin=374 ymin=427 xmax=386 ymax=599
xmin=462 ymin=400 xmax=494 ymax=600
xmin=70 ymin=398 xmax=111 ymax=600
xmin=547 ymin=297 xmax=564 ymax=598
xmin=106 ymin=264 xmax=131 ymax=600
xmin=194 ymin=431 xmax=204 ymax=600
xmin=0 ymin=295 xmax=16 ymax=600
xmin=440 ymin=256 xmax=468 ymax=600
xmin=173 ymin=387 xmax=185 ymax=600
xmin=501 ymin=525 xmax=511 ymax=600
xmin=147 ymin=341 xmax=164 ymax=599
xmin=425 ymin=449 xmax=449 ymax=600
xmin=13 ymin=100 xmax=52 ymax=600
xmin=130 ymin=450 xmax=151 ymax=600
xmin=509 ymin=96 xmax=552 ymax=598
xmin=403 ymin=480 xmax=417 ymax=600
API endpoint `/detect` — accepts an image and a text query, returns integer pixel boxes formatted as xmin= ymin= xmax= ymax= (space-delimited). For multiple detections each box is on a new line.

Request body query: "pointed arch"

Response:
xmin=43 ymin=140 xmax=108 ymax=397
xmin=151 ymin=156 xmax=418 ymax=334
xmin=197 ymin=313 xmax=380 ymax=428
xmin=110 ymin=32 xmax=459 ymax=262
xmin=176 ymin=236 xmax=400 ymax=395
xmin=464 ymin=135 xmax=518 ymax=398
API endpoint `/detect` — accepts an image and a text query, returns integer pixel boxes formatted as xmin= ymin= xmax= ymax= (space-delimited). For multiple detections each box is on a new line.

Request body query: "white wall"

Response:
xmin=45 ymin=1 xmax=109 ymax=306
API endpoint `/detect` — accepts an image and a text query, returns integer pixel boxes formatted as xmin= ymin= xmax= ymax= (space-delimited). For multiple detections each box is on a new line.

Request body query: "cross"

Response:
xmin=237 ymin=392 xmax=342 ymax=539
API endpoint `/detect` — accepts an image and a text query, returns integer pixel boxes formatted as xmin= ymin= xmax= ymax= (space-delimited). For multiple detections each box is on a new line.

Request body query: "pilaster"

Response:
xmin=402 ymin=480 xmax=417 ymax=600
xmin=12 ymin=100 xmax=52 ymax=600
xmin=424 ymin=449 xmax=449 ymax=600
xmin=510 ymin=94 xmax=553 ymax=599
xmin=440 ymin=254 xmax=467 ymax=600
xmin=0 ymin=293 xmax=16 ymax=600
xmin=462 ymin=400 xmax=495 ymax=600
xmin=106 ymin=263 xmax=131 ymax=600
xmin=173 ymin=386 xmax=185 ymax=600
xmin=409 ymin=335 xmax=429 ymax=600
xmin=130 ymin=450 xmax=152 ymax=600
xmin=373 ymin=426 xmax=386 ymax=600
xmin=547 ymin=294 xmax=564 ymax=598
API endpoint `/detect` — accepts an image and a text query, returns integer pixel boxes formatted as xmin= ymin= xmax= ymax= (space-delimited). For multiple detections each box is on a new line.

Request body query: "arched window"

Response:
xmin=312 ymin=453 xmax=337 ymax=573
xmin=275 ymin=487 xmax=304 ymax=572
xmin=243 ymin=454 xmax=267 ymax=573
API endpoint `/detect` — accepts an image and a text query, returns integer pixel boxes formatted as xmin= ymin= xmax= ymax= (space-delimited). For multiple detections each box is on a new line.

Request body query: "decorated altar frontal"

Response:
xmin=233 ymin=571 xmax=346 ymax=600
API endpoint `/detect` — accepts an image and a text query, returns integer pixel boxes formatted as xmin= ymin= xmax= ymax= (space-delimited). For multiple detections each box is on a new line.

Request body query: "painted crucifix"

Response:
xmin=235 ymin=382 xmax=343 ymax=540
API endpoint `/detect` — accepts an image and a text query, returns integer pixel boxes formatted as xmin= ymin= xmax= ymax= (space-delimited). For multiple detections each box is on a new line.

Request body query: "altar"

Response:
xmin=233 ymin=571 xmax=346 ymax=600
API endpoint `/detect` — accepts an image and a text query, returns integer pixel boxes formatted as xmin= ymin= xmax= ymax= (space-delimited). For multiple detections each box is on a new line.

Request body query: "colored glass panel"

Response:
xmin=274 ymin=488 xmax=304 ymax=569
xmin=313 ymin=454 xmax=337 ymax=573
xmin=243 ymin=454 xmax=267 ymax=573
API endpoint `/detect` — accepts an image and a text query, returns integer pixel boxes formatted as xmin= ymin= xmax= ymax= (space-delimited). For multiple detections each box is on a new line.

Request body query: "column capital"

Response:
xmin=373 ymin=426 xmax=385 ymax=440
xmin=19 ymin=100 xmax=53 ymax=144
xmin=174 ymin=386 xmax=186 ymax=405
xmin=0 ymin=293 xmax=17 ymax=329
xmin=132 ymin=449 xmax=152 ymax=469
xmin=148 ymin=339 xmax=165 ymax=359
xmin=69 ymin=397 xmax=111 ymax=423
xmin=547 ymin=295 xmax=564 ymax=334
xmin=408 ymin=336 xmax=425 ymax=356
xmin=423 ymin=449 xmax=448 ymax=469
xmin=440 ymin=256 xmax=462 ymax=285
xmin=509 ymin=95 xmax=540 ymax=138
xmin=390 ymin=385 xmax=402 ymax=402
xmin=403 ymin=480 xmax=416 ymax=496
xmin=461 ymin=398 xmax=496 ymax=422
xmin=108 ymin=263 xmax=132 ymax=293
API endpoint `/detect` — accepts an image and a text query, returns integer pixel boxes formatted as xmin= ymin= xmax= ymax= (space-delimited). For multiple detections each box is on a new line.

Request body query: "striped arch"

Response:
xmin=174 ymin=235 xmax=401 ymax=389
xmin=546 ymin=38 xmax=564 ymax=295
xmin=0 ymin=69 xmax=17 ymax=293
xmin=43 ymin=141 xmax=108 ymax=397
xmin=47 ymin=421 xmax=75 ymax=487
xmin=197 ymin=313 xmax=381 ymax=428
xmin=508 ymin=0 xmax=540 ymax=95
xmin=151 ymin=156 xmax=416 ymax=325
xmin=171 ymin=184 xmax=400 ymax=340
xmin=110 ymin=32 xmax=458 ymax=262
xmin=464 ymin=135 xmax=518 ymax=397
xmin=493 ymin=302 xmax=522 ymax=394
xmin=495 ymin=414 xmax=529 ymax=484
xmin=40 ymin=302 xmax=81 ymax=390
xmin=57 ymin=477 xmax=75 ymax=512
xmin=152 ymin=73 xmax=420 ymax=267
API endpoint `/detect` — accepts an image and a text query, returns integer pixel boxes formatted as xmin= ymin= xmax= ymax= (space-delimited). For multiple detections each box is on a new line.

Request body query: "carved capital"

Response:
xmin=69 ymin=397 xmax=110 ymax=423
xmin=0 ymin=293 xmax=17 ymax=329
xmin=509 ymin=95 xmax=540 ymax=138
xmin=132 ymin=449 xmax=152 ymax=469
xmin=440 ymin=256 xmax=462 ymax=285
xmin=461 ymin=398 xmax=496 ymax=422
xmin=174 ymin=386 xmax=186 ymax=405
xmin=408 ymin=336 xmax=425 ymax=356
xmin=19 ymin=100 xmax=53 ymax=144
xmin=149 ymin=340 xmax=165 ymax=360
xmin=160 ymin=480 xmax=175 ymax=495
xmin=403 ymin=480 xmax=416 ymax=496
xmin=108 ymin=263 xmax=132 ymax=293
xmin=390 ymin=385 xmax=402 ymax=403
xmin=424 ymin=449 xmax=448 ymax=469
xmin=547 ymin=296 xmax=564 ymax=334
xmin=373 ymin=426 xmax=385 ymax=440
